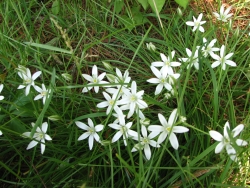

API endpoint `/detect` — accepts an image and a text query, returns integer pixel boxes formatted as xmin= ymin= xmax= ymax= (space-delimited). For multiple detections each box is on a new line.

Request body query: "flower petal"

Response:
xmin=75 ymin=121 xmax=89 ymax=130
xmin=169 ymin=133 xmax=179 ymax=150
xmin=209 ymin=130 xmax=223 ymax=141
xmin=27 ymin=140 xmax=38 ymax=150
xmin=215 ymin=142 xmax=224 ymax=153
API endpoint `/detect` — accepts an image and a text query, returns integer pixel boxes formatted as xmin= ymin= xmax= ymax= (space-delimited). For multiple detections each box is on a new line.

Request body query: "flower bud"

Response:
xmin=102 ymin=61 xmax=113 ymax=71
xmin=61 ymin=73 xmax=72 ymax=81
xmin=140 ymin=118 xmax=150 ymax=126
xmin=48 ymin=115 xmax=61 ymax=121
xmin=146 ymin=42 xmax=156 ymax=51
xmin=179 ymin=116 xmax=187 ymax=123
xmin=106 ymin=74 xmax=116 ymax=83
xmin=177 ymin=7 xmax=183 ymax=16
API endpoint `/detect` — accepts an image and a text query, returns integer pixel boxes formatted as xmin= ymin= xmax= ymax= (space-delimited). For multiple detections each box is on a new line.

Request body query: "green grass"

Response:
xmin=0 ymin=0 xmax=249 ymax=187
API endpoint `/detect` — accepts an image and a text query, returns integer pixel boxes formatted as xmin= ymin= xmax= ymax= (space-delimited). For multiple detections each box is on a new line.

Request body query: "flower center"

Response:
xmin=142 ymin=137 xmax=149 ymax=144
xmin=164 ymin=60 xmax=170 ymax=66
xmin=92 ymin=75 xmax=98 ymax=83
xmin=39 ymin=133 xmax=44 ymax=139
xmin=166 ymin=126 xmax=171 ymax=132
xmin=41 ymin=91 xmax=47 ymax=96
xmin=89 ymin=127 xmax=95 ymax=134
xmin=194 ymin=22 xmax=200 ymax=27
xmin=120 ymin=126 xmax=127 ymax=134
xmin=24 ymin=79 xmax=32 ymax=85
xmin=130 ymin=94 xmax=137 ymax=102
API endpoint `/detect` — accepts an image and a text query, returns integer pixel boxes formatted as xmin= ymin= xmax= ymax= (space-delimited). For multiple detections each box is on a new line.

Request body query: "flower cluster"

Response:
xmin=1 ymin=5 xmax=246 ymax=163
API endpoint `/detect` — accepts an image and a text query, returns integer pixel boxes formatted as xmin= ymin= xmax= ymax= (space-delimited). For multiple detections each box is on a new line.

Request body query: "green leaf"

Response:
xmin=114 ymin=0 xmax=124 ymax=14
xmin=148 ymin=0 xmax=165 ymax=13
xmin=138 ymin=0 xmax=149 ymax=10
xmin=24 ymin=42 xmax=72 ymax=54
xmin=175 ymin=0 xmax=189 ymax=9
xmin=119 ymin=15 xmax=135 ymax=31
xmin=51 ymin=0 xmax=60 ymax=15
xmin=131 ymin=6 xmax=148 ymax=25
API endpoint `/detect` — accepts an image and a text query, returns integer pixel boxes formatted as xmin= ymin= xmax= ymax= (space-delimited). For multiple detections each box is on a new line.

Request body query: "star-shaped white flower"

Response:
xmin=186 ymin=13 xmax=206 ymax=33
xmin=148 ymin=109 xmax=189 ymax=149
xmin=213 ymin=5 xmax=233 ymax=22
xmin=17 ymin=67 xmax=42 ymax=96
xmin=209 ymin=121 xmax=247 ymax=161
xmin=22 ymin=122 xmax=52 ymax=154
xmin=114 ymin=68 xmax=131 ymax=84
xmin=210 ymin=45 xmax=236 ymax=70
xmin=201 ymin=38 xmax=220 ymax=57
xmin=82 ymin=65 xmax=109 ymax=93
xmin=76 ymin=118 xmax=104 ymax=150
xmin=108 ymin=110 xmax=137 ymax=146
xmin=131 ymin=125 xmax=159 ymax=160
xmin=97 ymin=91 xmax=121 ymax=115
xmin=147 ymin=66 xmax=172 ymax=95
xmin=179 ymin=48 xmax=199 ymax=70
xmin=34 ymin=84 xmax=51 ymax=105
xmin=151 ymin=52 xmax=181 ymax=74
xmin=0 ymin=84 xmax=4 ymax=101
xmin=119 ymin=81 xmax=148 ymax=118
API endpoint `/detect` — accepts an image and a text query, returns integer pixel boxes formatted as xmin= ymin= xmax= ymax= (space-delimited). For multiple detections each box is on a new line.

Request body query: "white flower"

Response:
xmin=76 ymin=118 xmax=104 ymax=150
xmin=213 ymin=5 xmax=233 ymax=22
xmin=119 ymin=81 xmax=148 ymax=118
xmin=151 ymin=52 xmax=181 ymax=74
xmin=114 ymin=68 xmax=131 ymax=84
xmin=108 ymin=110 xmax=137 ymax=146
xmin=210 ymin=45 xmax=236 ymax=70
xmin=34 ymin=84 xmax=51 ymax=105
xmin=209 ymin=121 xmax=248 ymax=161
xmin=97 ymin=91 xmax=121 ymax=115
xmin=186 ymin=13 xmax=206 ymax=33
xmin=132 ymin=125 xmax=159 ymax=160
xmin=0 ymin=84 xmax=4 ymax=101
xmin=17 ymin=67 xmax=42 ymax=96
xmin=146 ymin=42 xmax=156 ymax=51
xmin=147 ymin=66 xmax=172 ymax=95
xmin=201 ymin=38 xmax=220 ymax=57
xmin=0 ymin=130 xmax=2 ymax=135
xmin=22 ymin=122 xmax=52 ymax=154
xmin=179 ymin=48 xmax=199 ymax=70
xmin=82 ymin=65 xmax=109 ymax=93
xmin=148 ymin=109 xmax=189 ymax=149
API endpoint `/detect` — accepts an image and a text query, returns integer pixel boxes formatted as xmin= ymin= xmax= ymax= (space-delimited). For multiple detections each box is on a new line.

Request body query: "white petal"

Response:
xmin=27 ymin=140 xmax=38 ymax=150
xmin=160 ymin=53 xmax=168 ymax=62
xmin=88 ymin=135 xmax=94 ymax=150
xmin=209 ymin=130 xmax=223 ymax=141
xmin=25 ymin=85 xmax=31 ymax=96
xmin=75 ymin=121 xmax=89 ymax=130
xmin=92 ymin=65 xmax=98 ymax=75
xmin=169 ymin=133 xmax=179 ymax=150
xmin=41 ymin=122 xmax=48 ymax=133
xmin=95 ymin=124 xmax=104 ymax=132
xmin=93 ymin=133 xmax=100 ymax=142
xmin=225 ymin=60 xmax=236 ymax=67
xmin=158 ymin=114 xmax=168 ymax=128
xmin=88 ymin=118 xmax=94 ymax=128
xmin=155 ymin=84 xmax=163 ymax=95
xmin=108 ymin=123 xmax=120 ymax=130
xmin=211 ymin=61 xmax=220 ymax=68
xmin=232 ymin=124 xmax=244 ymax=137
xmin=45 ymin=134 xmax=52 ymax=141
xmin=215 ymin=142 xmax=224 ymax=153
xmin=97 ymin=101 xmax=109 ymax=108
xmin=78 ymin=132 xmax=90 ymax=140
xmin=157 ymin=132 xmax=168 ymax=144
xmin=141 ymin=125 xmax=147 ymax=137
xmin=148 ymin=125 xmax=163 ymax=132
xmin=40 ymin=143 xmax=45 ymax=154
xmin=82 ymin=74 xmax=93 ymax=82
xmin=151 ymin=61 xmax=164 ymax=67
xmin=226 ymin=145 xmax=236 ymax=155
xmin=32 ymin=71 xmax=42 ymax=80
xmin=0 ymin=84 xmax=3 ymax=92
xmin=236 ymin=139 xmax=248 ymax=146
xmin=150 ymin=66 xmax=161 ymax=78
xmin=186 ymin=21 xmax=195 ymax=26
xmin=34 ymin=95 xmax=43 ymax=101
xmin=147 ymin=78 xmax=160 ymax=84
xmin=224 ymin=121 xmax=230 ymax=138
xmin=112 ymin=131 xmax=123 ymax=143
xmin=168 ymin=109 xmax=178 ymax=125
xmin=173 ymin=126 xmax=189 ymax=133
xmin=0 ymin=96 xmax=4 ymax=100
xmin=144 ymin=144 xmax=151 ymax=160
